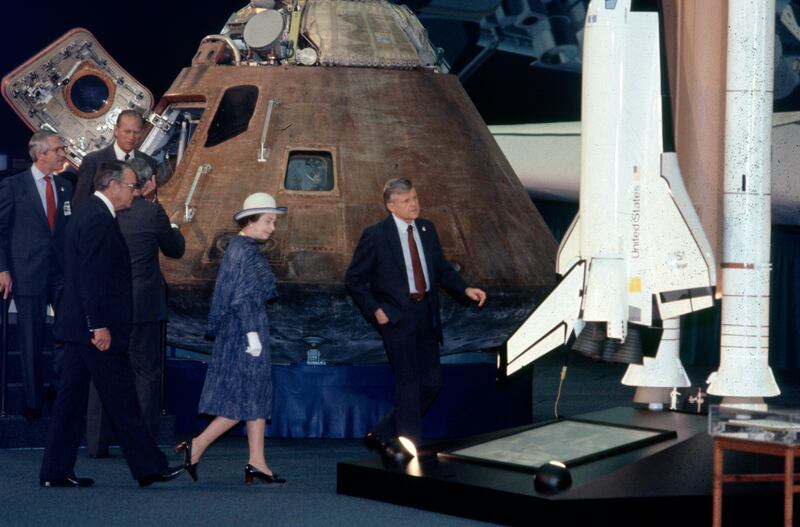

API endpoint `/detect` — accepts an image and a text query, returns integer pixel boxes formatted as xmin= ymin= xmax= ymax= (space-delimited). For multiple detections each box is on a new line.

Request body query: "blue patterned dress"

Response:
xmin=198 ymin=235 xmax=277 ymax=420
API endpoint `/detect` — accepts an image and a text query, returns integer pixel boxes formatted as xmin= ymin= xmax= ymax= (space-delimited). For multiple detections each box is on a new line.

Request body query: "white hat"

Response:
xmin=233 ymin=192 xmax=287 ymax=221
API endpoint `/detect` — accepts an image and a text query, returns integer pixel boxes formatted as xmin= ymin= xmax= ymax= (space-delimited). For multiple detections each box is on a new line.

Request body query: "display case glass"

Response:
xmin=709 ymin=405 xmax=800 ymax=445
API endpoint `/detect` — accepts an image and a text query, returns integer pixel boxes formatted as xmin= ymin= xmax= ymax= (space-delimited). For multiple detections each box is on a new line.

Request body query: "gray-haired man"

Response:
xmin=345 ymin=178 xmax=486 ymax=450
xmin=0 ymin=130 xmax=73 ymax=418
xmin=86 ymin=158 xmax=185 ymax=456
xmin=40 ymin=160 xmax=185 ymax=487
xmin=73 ymin=109 xmax=157 ymax=210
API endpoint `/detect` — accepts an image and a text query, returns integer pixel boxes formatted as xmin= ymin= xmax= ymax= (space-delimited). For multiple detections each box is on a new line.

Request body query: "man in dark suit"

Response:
xmin=345 ymin=178 xmax=487 ymax=449
xmin=0 ymin=131 xmax=73 ymax=419
xmin=72 ymin=109 xmax=157 ymax=210
xmin=39 ymin=161 xmax=184 ymax=487
xmin=86 ymin=158 xmax=185 ymax=456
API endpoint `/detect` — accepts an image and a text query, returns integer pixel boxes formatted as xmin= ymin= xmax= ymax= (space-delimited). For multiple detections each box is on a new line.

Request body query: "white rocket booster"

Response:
xmin=622 ymin=317 xmax=690 ymax=403
xmin=500 ymin=0 xmax=716 ymax=377
xmin=706 ymin=0 xmax=780 ymax=401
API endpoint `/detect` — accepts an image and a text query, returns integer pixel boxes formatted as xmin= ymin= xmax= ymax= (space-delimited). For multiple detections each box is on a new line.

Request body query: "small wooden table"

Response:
xmin=713 ymin=436 xmax=800 ymax=527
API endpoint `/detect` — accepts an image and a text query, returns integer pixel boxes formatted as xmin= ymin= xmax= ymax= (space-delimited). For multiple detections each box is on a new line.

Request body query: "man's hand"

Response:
xmin=465 ymin=287 xmax=487 ymax=307
xmin=0 ymin=271 xmax=11 ymax=300
xmin=91 ymin=328 xmax=111 ymax=351
xmin=141 ymin=175 xmax=157 ymax=201
xmin=375 ymin=308 xmax=390 ymax=325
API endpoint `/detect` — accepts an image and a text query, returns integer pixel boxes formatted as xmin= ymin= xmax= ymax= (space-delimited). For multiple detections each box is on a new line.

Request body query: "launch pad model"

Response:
xmin=338 ymin=407 xmax=792 ymax=526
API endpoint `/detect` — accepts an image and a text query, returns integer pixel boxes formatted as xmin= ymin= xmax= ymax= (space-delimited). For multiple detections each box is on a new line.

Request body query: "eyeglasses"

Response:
xmin=120 ymin=181 xmax=140 ymax=191
xmin=46 ymin=146 xmax=66 ymax=154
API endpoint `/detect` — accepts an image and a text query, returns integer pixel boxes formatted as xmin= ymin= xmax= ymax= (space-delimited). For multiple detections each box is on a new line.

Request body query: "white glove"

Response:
xmin=245 ymin=331 xmax=262 ymax=357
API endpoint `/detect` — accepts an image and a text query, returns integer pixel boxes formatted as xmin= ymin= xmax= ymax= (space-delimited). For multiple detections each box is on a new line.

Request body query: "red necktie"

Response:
xmin=44 ymin=175 xmax=56 ymax=231
xmin=407 ymin=225 xmax=427 ymax=294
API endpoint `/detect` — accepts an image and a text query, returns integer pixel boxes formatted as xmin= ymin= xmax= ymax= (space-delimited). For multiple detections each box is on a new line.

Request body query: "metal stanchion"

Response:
xmin=1 ymin=296 xmax=9 ymax=418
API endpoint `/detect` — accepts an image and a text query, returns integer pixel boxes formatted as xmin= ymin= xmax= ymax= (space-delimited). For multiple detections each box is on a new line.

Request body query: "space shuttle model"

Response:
xmin=500 ymin=0 xmax=716 ymax=377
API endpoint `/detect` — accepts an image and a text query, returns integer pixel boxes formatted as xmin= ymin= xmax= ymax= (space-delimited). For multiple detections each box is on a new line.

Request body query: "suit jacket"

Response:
xmin=73 ymin=143 xmax=157 ymax=210
xmin=55 ymin=195 xmax=133 ymax=348
xmin=117 ymin=197 xmax=185 ymax=323
xmin=0 ymin=169 xmax=73 ymax=296
xmin=345 ymin=215 xmax=467 ymax=340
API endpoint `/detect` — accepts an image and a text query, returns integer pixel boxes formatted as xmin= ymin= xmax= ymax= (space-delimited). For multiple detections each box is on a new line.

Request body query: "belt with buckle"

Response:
xmin=409 ymin=292 xmax=426 ymax=301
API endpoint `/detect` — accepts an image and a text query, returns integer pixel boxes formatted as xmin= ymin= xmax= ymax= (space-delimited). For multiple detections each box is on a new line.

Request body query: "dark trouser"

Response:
xmin=374 ymin=298 xmax=442 ymax=444
xmin=86 ymin=321 xmax=162 ymax=455
xmin=40 ymin=342 xmax=167 ymax=481
xmin=14 ymin=279 xmax=63 ymax=411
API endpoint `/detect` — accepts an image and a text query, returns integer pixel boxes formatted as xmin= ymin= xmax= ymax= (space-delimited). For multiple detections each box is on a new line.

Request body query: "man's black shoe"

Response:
xmin=40 ymin=476 xmax=95 ymax=488
xmin=137 ymin=465 xmax=185 ymax=487
xmin=363 ymin=431 xmax=384 ymax=452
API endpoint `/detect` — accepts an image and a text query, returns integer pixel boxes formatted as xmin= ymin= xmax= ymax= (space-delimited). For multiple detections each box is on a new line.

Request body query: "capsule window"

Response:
xmin=70 ymin=75 xmax=109 ymax=113
xmin=284 ymin=151 xmax=334 ymax=192
xmin=63 ymin=64 xmax=116 ymax=119
xmin=204 ymin=85 xmax=258 ymax=148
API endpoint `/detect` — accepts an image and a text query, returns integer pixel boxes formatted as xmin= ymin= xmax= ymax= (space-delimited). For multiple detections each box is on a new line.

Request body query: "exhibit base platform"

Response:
xmin=337 ymin=407 xmax=794 ymax=526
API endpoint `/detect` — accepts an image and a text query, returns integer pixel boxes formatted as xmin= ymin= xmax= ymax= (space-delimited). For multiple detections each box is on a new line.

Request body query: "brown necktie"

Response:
xmin=44 ymin=175 xmax=56 ymax=231
xmin=407 ymin=225 xmax=427 ymax=294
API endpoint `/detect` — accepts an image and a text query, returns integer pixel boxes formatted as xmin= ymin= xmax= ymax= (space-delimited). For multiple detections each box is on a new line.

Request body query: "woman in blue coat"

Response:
xmin=176 ymin=193 xmax=287 ymax=485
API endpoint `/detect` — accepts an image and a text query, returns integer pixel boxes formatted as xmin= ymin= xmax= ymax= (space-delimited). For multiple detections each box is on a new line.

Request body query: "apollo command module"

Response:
xmin=2 ymin=0 xmax=558 ymax=364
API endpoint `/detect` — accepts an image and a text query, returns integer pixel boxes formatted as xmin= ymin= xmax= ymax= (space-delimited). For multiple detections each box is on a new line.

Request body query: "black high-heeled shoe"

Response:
xmin=175 ymin=441 xmax=199 ymax=481
xmin=244 ymin=464 xmax=286 ymax=486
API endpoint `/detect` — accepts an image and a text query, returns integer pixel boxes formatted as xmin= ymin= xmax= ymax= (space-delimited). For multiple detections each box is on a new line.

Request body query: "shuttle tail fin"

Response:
xmin=646 ymin=154 xmax=717 ymax=319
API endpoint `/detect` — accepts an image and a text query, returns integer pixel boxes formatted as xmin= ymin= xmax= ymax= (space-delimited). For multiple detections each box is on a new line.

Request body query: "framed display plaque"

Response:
xmin=440 ymin=418 xmax=677 ymax=473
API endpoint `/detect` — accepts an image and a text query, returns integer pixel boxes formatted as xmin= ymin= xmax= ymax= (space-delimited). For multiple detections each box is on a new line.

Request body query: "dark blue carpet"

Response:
xmin=0 ymin=438 xmax=495 ymax=526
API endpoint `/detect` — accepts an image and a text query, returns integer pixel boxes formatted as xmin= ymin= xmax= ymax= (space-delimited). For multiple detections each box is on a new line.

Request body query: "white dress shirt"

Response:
xmin=94 ymin=191 xmax=116 ymax=218
xmin=113 ymin=142 xmax=133 ymax=161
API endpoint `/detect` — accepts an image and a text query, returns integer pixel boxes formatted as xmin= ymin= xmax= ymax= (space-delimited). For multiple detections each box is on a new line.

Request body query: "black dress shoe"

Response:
xmin=363 ymin=431 xmax=384 ymax=452
xmin=175 ymin=440 xmax=199 ymax=481
xmin=244 ymin=464 xmax=286 ymax=486
xmin=137 ymin=464 xmax=185 ymax=487
xmin=40 ymin=476 xmax=95 ymax=488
